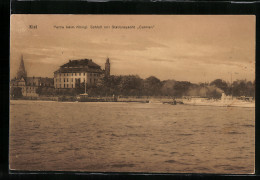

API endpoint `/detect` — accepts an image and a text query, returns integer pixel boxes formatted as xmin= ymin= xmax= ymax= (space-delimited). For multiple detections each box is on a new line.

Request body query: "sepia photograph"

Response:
xmin=10 ymin=15 xmax=255 ymax=174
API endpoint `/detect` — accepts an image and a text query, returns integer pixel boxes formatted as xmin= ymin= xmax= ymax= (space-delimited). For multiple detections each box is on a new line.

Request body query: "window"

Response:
xmin=67 ymin=84 xmax=68 ymax=88
xmin=64 ymin=79 xmax=65 ymax=82
xmin=72 ymin=73 xmax=73 ymax=76
xmin=60 ymin=84 xmax=61 ymax=88
xmin=67 ymin=78 xmax=69 ymax=82
xmin=64 ymin=84 xmax=65 ymax=88
xmin=72 ymin=78 xmax=73 ymax=82
xmin=72 ymin=84 xmax=73 ymax=88
xmin=75 ymin=73 xmax=77 ymax=76
xmin=90 ymin=79 xmax=92 ymax=83
xmin=84 ymin=73 xmax=85 ymax=76
xmin=79 ymin=73 xmax=81 ymax=76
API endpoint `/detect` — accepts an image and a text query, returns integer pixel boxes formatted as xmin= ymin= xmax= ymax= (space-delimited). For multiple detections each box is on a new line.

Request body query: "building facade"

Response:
xmin=10 ymin=55 xmax=54 ymax=97
xmin=54 ymin=58 xmax=110 ymax=89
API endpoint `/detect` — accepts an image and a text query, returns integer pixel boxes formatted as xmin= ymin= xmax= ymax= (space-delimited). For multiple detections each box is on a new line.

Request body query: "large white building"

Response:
xmin=54 ymin=58 xmax=110 ymax=89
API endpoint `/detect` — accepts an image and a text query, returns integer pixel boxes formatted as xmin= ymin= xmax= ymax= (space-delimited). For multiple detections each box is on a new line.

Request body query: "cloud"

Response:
xmin=10 ymin=15 xmax=255 ymax=82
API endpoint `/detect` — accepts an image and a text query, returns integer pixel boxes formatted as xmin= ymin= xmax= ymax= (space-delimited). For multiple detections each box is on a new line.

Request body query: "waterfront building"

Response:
xmin=54 ymin=58 xmax=110 ymax=89
xmin=10 ymin=55 xmax=54 ymax=97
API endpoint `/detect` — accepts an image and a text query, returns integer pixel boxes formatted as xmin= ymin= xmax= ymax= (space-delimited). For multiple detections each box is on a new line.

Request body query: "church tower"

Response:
xmin=105 ymin=58 xmax=110 ymax=77
xmin=17 ymin=55 xmax=27 ymax=79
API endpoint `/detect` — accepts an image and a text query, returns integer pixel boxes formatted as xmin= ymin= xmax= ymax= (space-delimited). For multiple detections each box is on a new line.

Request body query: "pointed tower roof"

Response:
xmin=17 ymin=54 xmax=27 ymax=79
xmin=19 ymin=55 xmax=25 ymax=69
xmin=106 ymin=57 xmax=110 ymax=64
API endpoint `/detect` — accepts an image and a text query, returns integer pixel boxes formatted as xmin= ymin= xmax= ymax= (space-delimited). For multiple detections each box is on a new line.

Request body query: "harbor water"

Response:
xmin=9 ymin=100 xmax=255 ymax=173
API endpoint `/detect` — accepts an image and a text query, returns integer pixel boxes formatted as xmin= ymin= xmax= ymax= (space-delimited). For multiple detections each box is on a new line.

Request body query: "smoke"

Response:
xmin=187 ymin=88 xmax=200 ymax=96
xmin=161 ymin=80 xmax=176 ymax=96
xmin=187 ymin=85 xmax=223 ymax=98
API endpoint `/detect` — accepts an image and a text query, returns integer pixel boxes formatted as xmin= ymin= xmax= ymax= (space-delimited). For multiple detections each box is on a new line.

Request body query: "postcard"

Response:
xmin=10 ymin=15 xmax=255 ymax=173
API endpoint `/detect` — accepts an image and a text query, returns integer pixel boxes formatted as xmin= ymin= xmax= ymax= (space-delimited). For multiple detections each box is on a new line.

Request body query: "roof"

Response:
xmin=25 ymin=77 xmax=53 ymax=84
xmin=61 ymin=59 xmax=100 ymax=68
xmin=55 ymin=68 xmax=104 ymax=74
xmin=10 ymin=77 xmax=54 ymax=87
xmin=54 ymin=59 xmax=103 ymax=74
xmin=10 ymin=77 xmax=26 ymax=86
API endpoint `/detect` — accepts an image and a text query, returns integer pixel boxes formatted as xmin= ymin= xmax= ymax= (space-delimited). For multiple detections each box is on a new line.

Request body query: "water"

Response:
xmin=9 ymin=100 xmax=255 ymax=174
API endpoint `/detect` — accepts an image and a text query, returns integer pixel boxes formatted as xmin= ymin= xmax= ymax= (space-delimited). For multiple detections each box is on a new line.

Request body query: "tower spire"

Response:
xmin=17 ymin=54 xmax=27 ymax=79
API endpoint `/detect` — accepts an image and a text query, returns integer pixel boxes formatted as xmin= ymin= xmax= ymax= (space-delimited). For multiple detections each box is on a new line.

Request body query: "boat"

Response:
xmin=163 ymin=100 xmax=184 ymax=105
xmin=149 ymin=99 xmax=163 ymax=104
xmin=76 ymin=93 xmax=117 ymax=102
xmin=183 ymin=93 xmax=255 ymax=108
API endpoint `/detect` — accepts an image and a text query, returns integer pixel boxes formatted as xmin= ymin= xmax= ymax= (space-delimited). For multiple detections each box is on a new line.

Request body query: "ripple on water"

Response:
xmin=9 ymin=101 xmax=255 ymax=173
xmin=111 ymin=163 xmax=135 ymax=168
xmin=165 ymin=160 xmax=177 ymax=163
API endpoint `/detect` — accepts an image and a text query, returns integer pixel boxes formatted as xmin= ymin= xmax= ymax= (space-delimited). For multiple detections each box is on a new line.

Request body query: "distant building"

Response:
xmin=10 ymin=55 xmax=54 ymax=97
xmin=53 ymin=58 xmax=110 ymax=89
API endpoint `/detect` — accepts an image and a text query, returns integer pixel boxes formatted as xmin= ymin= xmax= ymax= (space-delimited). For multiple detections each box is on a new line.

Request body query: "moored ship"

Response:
xmin=76 ymin=93 xmax=117 ymax=102
xmin=183 ymin=93 xmax=254 ymax=108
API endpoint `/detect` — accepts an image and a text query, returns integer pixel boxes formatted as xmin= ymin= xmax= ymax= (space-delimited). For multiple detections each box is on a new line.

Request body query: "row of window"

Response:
xmin=55 ymin=84 xmax=74 ymax=88
xmin=55 ymin=78 xmax=97 ymax=83
xmin=54 ymin=79 xmax=97 ymax=87
xmin=55 ymin=78 xmax=74 ymax=82
xmin=23 ymin=87 xmax=36 ymax=90
xmin=27 ymin=83 xmax=51 ymax=86
xmin=56 ymin=73 xmax=99 ymax=77
xmin=22 ymin=87 xmax=36 ymax=93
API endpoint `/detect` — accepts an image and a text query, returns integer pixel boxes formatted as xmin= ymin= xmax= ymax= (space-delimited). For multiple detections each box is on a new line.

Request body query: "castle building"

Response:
xmin=53 ymin=58 xmax=110 ymax=89
xmin=10 ymin=55 xmax=54 ymax=97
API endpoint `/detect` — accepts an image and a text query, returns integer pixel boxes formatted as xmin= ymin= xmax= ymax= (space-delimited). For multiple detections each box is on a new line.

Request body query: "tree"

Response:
xmin=161 ymin=80 xmax=176 ymax=96
xmin=231 ymin=80 xmax=255 ymax=97
xmin=118 ymin=75 xmax=143 ymax=96
xmin=232 ymin=80 xmax=247 ymax=96
xmin=246 ymin=81 xmax=255 ymax=97
xmin=143 ymin=76 xmax=162 ymax=96
xmin=10 ymin=87 xmax=22 ymax=98
xmin=172 ymin=81 xmax=192 ymax=97
xmin=210 ymin=79 xmax=228 ymax=94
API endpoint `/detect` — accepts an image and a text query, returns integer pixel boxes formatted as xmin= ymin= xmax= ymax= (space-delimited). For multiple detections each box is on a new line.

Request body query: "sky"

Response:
xmin=10 ymin=15 xmax=255 ymax=83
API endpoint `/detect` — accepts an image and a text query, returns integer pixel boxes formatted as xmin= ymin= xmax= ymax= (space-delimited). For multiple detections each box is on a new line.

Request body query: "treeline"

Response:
xmin=11 ymin=75 xmax=255 ymax=99
xmin=209 ymin=79 xmax=255 ymax=97
xmin=74 ymin=75 xmax=255 ymax=98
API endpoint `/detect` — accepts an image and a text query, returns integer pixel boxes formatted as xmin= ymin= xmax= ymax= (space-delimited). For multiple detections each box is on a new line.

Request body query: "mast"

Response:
xmin=231 ymin=72 xmax=233 ymax=99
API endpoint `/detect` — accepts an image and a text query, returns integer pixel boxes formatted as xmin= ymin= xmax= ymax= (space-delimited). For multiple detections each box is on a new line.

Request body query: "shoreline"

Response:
xmin=10 ymin=98 xmax=255 ymax=108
